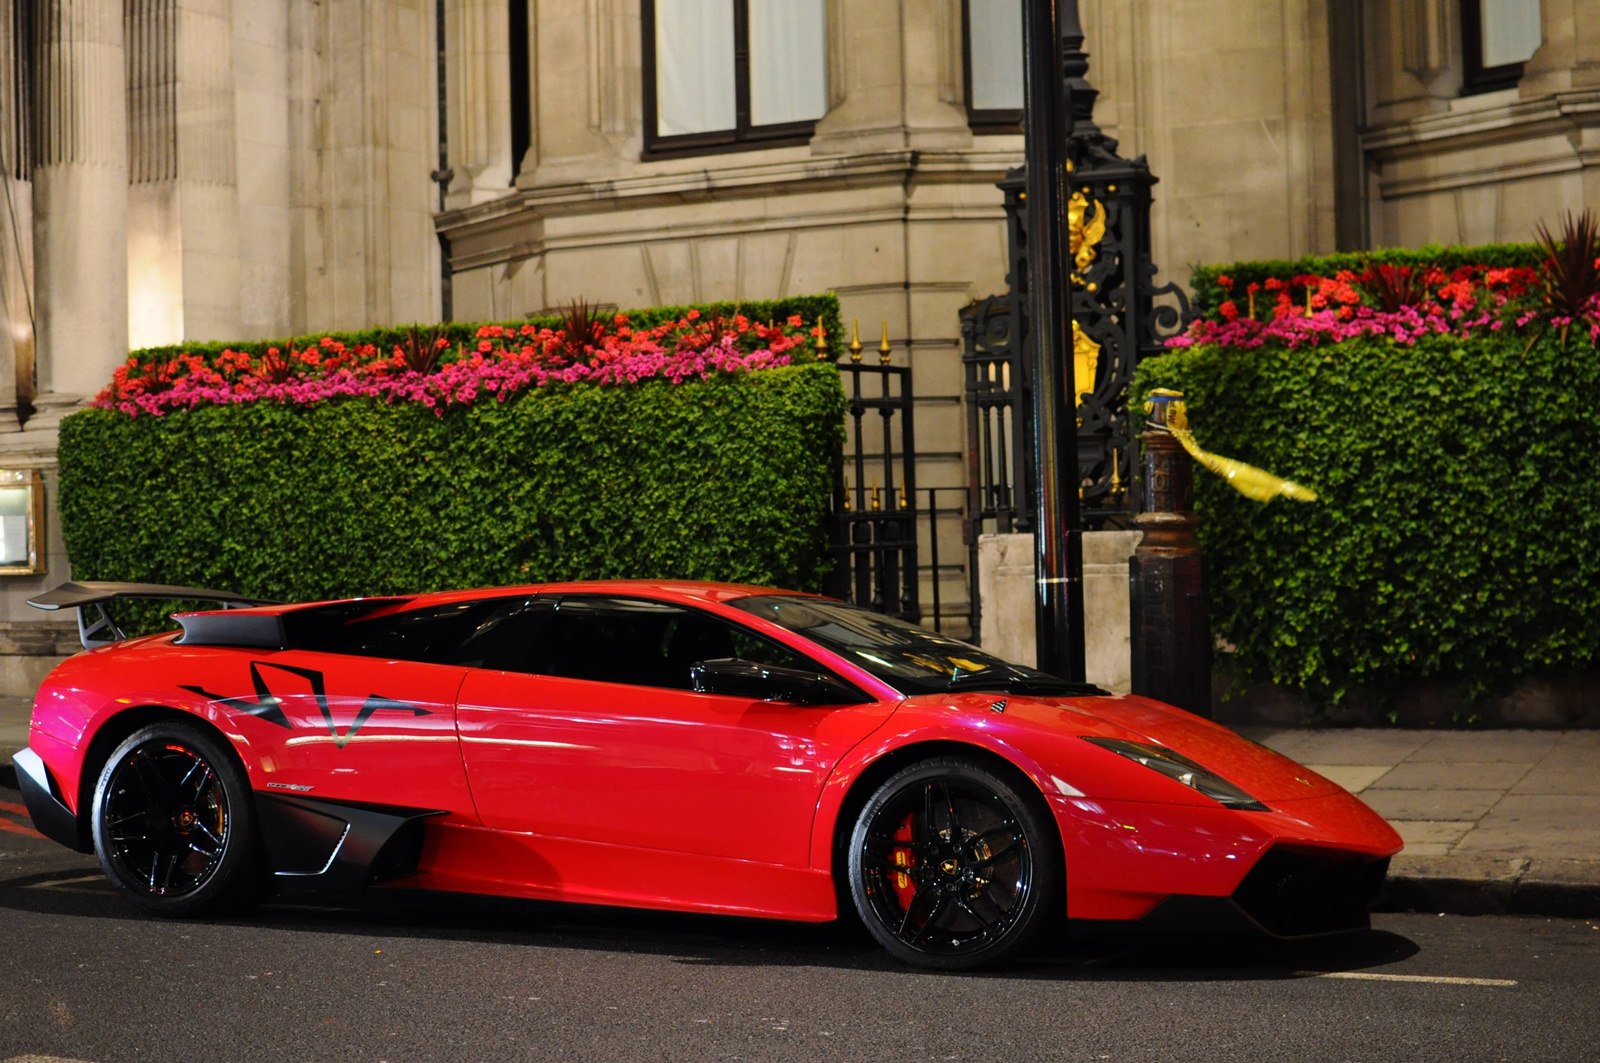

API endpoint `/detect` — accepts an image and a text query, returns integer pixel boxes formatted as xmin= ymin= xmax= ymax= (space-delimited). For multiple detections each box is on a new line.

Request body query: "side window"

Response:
xmin=504 ymin=596 xmax=812 ymax=691
xmin=333 ymin=598 xmax=527 ymax=665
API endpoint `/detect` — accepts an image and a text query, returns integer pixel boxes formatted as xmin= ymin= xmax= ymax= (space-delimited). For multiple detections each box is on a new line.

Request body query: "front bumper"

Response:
xmin=12 ymin=747 xmax=90 ymax=853
xmin=1052 ymin=788 xmax=1401 ymax=924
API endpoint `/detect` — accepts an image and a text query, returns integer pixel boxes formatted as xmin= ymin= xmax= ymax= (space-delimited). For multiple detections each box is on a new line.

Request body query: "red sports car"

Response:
xmin=15 ymin=580 xmax=1400 ymax=970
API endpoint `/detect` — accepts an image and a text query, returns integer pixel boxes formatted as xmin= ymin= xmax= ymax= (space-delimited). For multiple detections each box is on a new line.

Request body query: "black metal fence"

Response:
xmin=822 ymin=337 xmax=976 ymax=638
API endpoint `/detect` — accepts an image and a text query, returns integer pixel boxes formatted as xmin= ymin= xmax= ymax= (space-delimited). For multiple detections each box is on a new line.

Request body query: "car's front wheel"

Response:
xmin=847 ymin=756 xmax=1062 ymax=970
xmin=91 ymin=721 xmax=262 ymax=916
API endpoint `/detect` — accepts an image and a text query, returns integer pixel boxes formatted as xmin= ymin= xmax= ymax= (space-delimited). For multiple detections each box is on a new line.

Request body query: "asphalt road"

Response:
xmin=2 ymin=788 xmax=1598 ymax=1063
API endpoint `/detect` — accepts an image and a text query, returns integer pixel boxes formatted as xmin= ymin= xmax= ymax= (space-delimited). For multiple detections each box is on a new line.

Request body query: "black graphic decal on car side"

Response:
xmin=181 ymin=662 xmax=429 ymax=747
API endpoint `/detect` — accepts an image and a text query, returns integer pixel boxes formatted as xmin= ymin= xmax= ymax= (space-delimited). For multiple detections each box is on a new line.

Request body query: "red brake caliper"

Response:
xmin=890 ymin=812 xmax=919 ymax=910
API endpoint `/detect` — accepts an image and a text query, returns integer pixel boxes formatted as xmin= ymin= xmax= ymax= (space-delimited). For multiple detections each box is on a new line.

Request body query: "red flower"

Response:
xmin=1216 ymin=274 xmax=1235 ymax=290
xmin=1219 ymin=300 xmax=1239 ymax=321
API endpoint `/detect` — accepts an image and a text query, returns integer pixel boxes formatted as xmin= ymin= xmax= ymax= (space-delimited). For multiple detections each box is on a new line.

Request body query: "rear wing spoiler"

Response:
xmin=27 ymin=581 xmax=281 ymax=651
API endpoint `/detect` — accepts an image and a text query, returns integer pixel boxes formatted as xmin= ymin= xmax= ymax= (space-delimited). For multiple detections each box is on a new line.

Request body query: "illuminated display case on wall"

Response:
xmin=0 ymin=469 xmax=46 ymax=576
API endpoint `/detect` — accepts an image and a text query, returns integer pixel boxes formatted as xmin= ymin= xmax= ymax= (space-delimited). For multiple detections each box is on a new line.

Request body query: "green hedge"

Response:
xmin=1189 ymin=242 xmax=1543 ymax=319
xmin=1134 ymin=329 xmax=1600 ymax=705
xmin=60 ymin=362 xmax=847 ymax=611
xmin=126 ymin=295 xmax=845 ymax=364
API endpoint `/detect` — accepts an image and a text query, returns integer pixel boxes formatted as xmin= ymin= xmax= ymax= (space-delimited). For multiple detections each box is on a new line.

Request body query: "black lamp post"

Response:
xmin=1020 ymin=0 xmax=1086 ymax=680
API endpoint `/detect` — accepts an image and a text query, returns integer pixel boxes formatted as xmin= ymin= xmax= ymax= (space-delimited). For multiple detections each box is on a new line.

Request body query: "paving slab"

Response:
xmin=1388 ymin=820 xmax=1474 ymax=849
xmin=1452 ymin=795 xmax=1600 ymax=860
xmin=1269 ymin=730 xmax=1434 ymax=764
xmin=1365 ymin=760 xmax=1534 ymax=791
xmin=1535 ymin=734 xmax=1600 ymax=769
xmin=1408 ymin=730 xmax=1564 ymax=762
xmin=1302 ymin=764 xmax=1391 ymax=793
xmin=1358 ymin=788 xmax=1504 ymax=822
xmin=1510 ymin=768 xmax=1600 ymax=796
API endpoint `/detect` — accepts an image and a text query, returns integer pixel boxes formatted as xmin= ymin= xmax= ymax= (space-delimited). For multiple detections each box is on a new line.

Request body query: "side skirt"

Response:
xmin=255 ymin=793 xmax=445 ymax=900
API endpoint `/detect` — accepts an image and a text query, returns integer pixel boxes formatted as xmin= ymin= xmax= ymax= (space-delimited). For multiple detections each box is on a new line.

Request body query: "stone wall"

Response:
xmin=977 ymin=531 xmax=1141 ymax=691
xmin=2 ymin=0 xmax=1599 ymax=700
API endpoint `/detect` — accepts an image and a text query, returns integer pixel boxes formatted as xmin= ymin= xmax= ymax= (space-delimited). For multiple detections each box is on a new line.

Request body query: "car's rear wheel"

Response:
xmin=847 ymin=756 xmax=1061 ymax=970
xmin=91 ymin=721 xmax=262 ymax=916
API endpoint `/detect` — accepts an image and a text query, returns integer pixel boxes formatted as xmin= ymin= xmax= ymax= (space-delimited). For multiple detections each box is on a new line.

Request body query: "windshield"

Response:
xmin=729 ymin=595 xmax=1083 ymax=696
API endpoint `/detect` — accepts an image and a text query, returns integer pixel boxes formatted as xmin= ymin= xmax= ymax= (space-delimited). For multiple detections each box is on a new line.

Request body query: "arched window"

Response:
xmin=643 ymin=0 xmax=828 ymax=158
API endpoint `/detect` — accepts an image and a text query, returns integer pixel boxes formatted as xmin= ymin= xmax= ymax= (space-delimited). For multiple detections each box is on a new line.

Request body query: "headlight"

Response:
xmin=1083 ymin=737 xmax=1268 ymax=811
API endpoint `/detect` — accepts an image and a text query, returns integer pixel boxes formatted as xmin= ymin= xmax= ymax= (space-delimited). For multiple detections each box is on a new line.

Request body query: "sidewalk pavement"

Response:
xmin=0 ymin=696 xmax=28 ymax=768
xmin=2 ymin=694 xmax=1594 ymax=916
xmin=1248 ymin=725 xmax=1600 ymax=917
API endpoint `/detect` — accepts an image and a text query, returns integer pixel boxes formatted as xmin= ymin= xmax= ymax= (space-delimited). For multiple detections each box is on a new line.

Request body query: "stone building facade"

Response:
xmin=0 ymin=0 xmax=1593 ymax=692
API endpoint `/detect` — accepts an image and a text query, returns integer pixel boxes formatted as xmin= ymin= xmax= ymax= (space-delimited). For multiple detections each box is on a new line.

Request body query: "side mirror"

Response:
xmin=690 ymin=658 xmax=861 ymax=705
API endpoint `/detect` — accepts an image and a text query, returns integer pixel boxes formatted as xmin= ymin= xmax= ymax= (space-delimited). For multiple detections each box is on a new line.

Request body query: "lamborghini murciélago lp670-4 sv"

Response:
xmin=13 ymin=580 xmax=1401 ymax=970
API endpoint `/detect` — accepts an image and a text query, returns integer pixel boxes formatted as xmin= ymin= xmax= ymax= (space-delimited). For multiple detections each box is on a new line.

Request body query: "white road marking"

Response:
xmin=1297 ymin=970 xmax=1517 ymax=987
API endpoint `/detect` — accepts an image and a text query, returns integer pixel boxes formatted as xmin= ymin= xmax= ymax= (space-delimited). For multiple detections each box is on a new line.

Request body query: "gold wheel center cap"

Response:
xmin=941 ymin=858 xmax=959 ymax=876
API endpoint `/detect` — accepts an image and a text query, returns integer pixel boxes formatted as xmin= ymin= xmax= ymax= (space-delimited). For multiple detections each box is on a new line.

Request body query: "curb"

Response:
xmin=1381 ymin=873 xmax=1600 ymax=920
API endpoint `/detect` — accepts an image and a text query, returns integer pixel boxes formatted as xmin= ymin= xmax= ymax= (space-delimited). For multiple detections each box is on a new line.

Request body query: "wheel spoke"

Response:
xmin=922 ymin=783 xmax=939 ymax=845
xmin=896 ymin=884 xmax=930 ymax=940
xmin=956 ymin=898 xmax=997 ymax=938
xmin=934 ymin=778 xmax=947 ymax=845
xmin=907 ymin=892 xmax=955 ymax=947
xmin=178 ymin=758 xmax=205 ymax=791
xmin=130 ymin=755 xmax=175 ymax=808
xmin=971 ymin=826 xmax=1025 ymax=867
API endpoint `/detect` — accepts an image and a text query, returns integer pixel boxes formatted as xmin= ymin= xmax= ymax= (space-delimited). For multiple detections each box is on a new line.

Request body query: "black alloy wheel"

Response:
xmin=847 ymin=756 xmax=1062 ymax=970
xmin=92 ymin=721 xmax=262 ymax=916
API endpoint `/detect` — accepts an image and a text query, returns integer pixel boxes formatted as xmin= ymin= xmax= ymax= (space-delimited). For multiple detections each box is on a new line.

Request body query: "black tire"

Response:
xmin=91 ymin=721 xmax=263 ymax=917
xmin=847 ymin=756 xmax=1061 ymax=970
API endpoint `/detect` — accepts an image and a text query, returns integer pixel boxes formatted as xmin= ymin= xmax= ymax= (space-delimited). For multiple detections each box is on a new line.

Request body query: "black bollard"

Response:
xmin=1129 ymin=392 xmax=1211 ymax=717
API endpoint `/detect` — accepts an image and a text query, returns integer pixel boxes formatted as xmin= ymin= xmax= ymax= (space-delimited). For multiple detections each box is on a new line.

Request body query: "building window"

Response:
xmin=963 ymin=0 xmax=1023 ymax=133
xmin=642 ymin=0 xmax=828 ymax=159
xmin=1461 ymin=0 xmax=1542 ymax=95
xmin=510 ymin=0 xmax=531 ymax=179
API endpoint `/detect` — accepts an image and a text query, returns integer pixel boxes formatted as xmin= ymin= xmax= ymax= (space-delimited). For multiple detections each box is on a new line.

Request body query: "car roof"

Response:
xmin=219 ymin=580 xmax=823 ymax=618
xmin=409 ymin=580 xmax=820 ymax=608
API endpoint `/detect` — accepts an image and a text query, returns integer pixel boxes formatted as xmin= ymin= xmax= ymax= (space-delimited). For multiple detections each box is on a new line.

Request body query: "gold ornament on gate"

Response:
xmin=1068 ymin=190 xmax=1107 ymax=283
xmin=1071 ymin=322 xmax=1099 ymax=408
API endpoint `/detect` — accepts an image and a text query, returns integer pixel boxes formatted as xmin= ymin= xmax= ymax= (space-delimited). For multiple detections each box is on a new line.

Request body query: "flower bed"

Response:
xmin=1176 ymin=217 xmax=1600 ymax=352
xmin=1168 ymin=263 xmax=1574 ymax=350
xmin=98 ymin=308 xmax=816 ymax=417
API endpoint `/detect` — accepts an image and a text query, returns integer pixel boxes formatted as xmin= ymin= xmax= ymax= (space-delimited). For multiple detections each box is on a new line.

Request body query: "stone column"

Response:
xmin=32 ymin=0 xmax=129 ymax=406
xmin=0 ymin=0 xmax=34 ymax=424
xmin=446 ymin=0 xmax=513 ymax=206
xmin=126 ymin=0 xmax=243 ymax=348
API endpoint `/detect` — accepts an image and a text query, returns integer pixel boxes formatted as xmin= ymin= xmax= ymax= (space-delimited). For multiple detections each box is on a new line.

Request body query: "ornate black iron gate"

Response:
xmin=962 ymin=162 xmax=1192 ymax=541
xmin=823 ymin=347 xmax=919 ymax=623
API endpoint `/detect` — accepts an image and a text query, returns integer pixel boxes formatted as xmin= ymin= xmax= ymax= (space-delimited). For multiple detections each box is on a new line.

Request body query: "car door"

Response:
xmin=456 ymin=594 xmax=895 ymax=868
xmin=225 ymin=597 xmax=524 ymax=814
